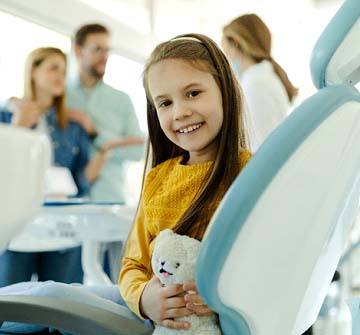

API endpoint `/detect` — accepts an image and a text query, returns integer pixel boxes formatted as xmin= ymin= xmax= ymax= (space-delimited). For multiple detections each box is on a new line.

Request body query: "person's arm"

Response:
xmin=96 ymin=95 xmax=145 ymax=162
xmin=119 ymin=174 xmax=192 ymax=329
xmin=100 ymin=136 xmax=145 ymax=151
xmin=67 ymin=109 xmax=98 ymax=137
xmin=72 ymin=127 xmax=91 ymax=196
xmin=8 ymin=98 xmax=41 ymax=128
xmin=84 ymin=145 xmax=109 ymax=183
xmin=84 ymin=136 xmax=144 ymax=183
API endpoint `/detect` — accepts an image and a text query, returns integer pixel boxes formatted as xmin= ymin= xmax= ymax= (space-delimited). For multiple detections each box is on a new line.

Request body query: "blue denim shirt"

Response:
xmin=0 ymin=107 xmax=90 ymax=196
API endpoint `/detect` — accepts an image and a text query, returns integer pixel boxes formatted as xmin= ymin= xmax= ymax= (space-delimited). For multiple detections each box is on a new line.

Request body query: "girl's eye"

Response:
xmin=187 ymin=90 xmax=200 ymax=98
xmin=158 ymin=100 xmax=172 ymax=108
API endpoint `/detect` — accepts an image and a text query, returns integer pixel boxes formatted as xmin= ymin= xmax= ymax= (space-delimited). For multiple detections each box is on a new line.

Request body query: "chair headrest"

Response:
xmin=197 ymin=85 xmax=360 ymax=335
xmin=311 ymin=0 xmax=360 ymax=89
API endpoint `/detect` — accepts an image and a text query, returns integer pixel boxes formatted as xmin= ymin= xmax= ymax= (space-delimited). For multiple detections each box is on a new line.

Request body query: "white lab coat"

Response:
xmin=239 ymin=60 xmax=290 ymax=152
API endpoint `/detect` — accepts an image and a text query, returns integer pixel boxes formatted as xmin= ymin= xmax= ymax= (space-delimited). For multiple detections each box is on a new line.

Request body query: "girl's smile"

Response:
xmin=148 ymin=58 xmax=223 ymax=165
xmin=176 ymin=122 xmax=204 ymax=134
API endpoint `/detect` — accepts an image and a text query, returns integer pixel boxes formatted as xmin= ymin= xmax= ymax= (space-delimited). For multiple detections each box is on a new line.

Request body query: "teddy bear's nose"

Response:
xmin=161 ymin=261 xmax=165 ymax=266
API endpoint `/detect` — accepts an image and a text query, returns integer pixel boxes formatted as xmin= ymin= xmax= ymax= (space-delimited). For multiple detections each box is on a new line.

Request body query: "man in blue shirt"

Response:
xmin=67 ymin=23 xmax=144 ymax=203
xmin=66 ymin=24 xmax=144 ymax=282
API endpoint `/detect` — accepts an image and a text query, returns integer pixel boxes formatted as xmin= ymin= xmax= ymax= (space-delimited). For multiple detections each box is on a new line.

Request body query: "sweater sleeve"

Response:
xmin=118 ymin=198 xmax=153 ymax=319
xmin=240 ymin=149 xmax=252 ymax=169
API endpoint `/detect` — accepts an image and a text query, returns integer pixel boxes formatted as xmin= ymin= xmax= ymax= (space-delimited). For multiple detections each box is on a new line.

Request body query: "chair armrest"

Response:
xmin=0 ymin=295 xmax=152 ymax=335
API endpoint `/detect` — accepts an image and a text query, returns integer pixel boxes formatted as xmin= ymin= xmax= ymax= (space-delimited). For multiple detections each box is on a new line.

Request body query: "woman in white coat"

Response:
xmin=222 ymin=14 xmax=298 ymax=152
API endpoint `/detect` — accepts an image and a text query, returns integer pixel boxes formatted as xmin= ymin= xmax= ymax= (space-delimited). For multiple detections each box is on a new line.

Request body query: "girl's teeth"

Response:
xmin=179 ymin=123 xmax=202 ymax=133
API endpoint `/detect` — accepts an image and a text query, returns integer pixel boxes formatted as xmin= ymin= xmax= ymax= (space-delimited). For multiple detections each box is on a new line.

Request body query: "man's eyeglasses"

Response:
xmin=83 ymin=45 xmax=111 ymax=55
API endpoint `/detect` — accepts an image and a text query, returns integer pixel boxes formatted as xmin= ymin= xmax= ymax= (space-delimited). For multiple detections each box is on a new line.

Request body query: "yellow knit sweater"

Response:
xmin=119 ymin=151 xmax=251 ymax=317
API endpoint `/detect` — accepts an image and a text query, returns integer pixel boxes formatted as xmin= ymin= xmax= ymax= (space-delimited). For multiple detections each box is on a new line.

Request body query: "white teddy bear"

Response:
xmin=151 ymin=229 xmax=222 ymax=335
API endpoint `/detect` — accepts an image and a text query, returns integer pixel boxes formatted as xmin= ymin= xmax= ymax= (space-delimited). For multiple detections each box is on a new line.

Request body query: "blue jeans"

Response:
xmin=0 ymin=248 xmax=83 ymax=287
xmin=0 ymin=281 xmax=149 ymax=334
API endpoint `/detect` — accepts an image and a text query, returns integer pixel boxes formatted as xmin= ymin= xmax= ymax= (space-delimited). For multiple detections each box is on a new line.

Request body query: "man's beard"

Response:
xmin=88 ymin=66 xmax=104 ymax=80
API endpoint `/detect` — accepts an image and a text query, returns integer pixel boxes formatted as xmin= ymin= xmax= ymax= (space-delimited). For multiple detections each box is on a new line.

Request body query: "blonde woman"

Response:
xmin=0 ymin=47 xmax=93 ymax=286
xmin=222 ymin=14 xmax=298 ymax=152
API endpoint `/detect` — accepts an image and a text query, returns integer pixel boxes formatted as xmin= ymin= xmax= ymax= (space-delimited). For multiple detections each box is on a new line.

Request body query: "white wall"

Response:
xmin=0 ymin=0 xmax=156 ymax=62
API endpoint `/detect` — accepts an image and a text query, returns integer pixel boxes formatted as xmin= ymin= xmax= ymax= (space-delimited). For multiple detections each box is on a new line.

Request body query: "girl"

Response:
xmin=222 ymin=14 xmax=298 ymax=152
xmin=119 ymin=33 xmax=251 ymax=330
xmin=0 ymin=47 xmax=110 ymax=287
xmin=0 ymin=34 xmax=251 ymax=333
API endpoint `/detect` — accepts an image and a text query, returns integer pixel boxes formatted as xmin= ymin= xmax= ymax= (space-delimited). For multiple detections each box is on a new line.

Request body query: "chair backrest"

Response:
xmin=0 ymin=125 xmax=50 ymax=251
xmin=197 ymin=1 xmax=360 ymax=334
xmin=311 ymin=0 xmax=360 ymax=89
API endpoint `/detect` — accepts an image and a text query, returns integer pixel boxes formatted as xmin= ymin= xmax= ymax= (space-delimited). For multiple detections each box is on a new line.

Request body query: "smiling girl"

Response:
xmin=0 ymin=34 xmax=252 ymax=334
xmin=119 ymin=33 xmax=251 ymax=330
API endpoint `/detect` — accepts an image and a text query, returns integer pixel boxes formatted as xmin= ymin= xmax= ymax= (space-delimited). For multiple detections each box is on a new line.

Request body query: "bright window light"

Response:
xmin=79 ymin=0 xmax=151 ymax=34
xmin=104 ymin=54 xmax=147 ymax=133
xmin=0 ymin=11 xmax=70 ymax=101
xmin=0 ymin=10 xmax=147 ymax=133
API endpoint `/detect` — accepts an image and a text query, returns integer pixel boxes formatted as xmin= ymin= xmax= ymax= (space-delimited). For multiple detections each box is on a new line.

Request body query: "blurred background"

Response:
xmin=0 ymin=0 xmax=343 ymax=133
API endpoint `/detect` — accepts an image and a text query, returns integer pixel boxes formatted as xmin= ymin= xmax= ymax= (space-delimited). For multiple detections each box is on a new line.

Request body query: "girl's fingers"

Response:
xmin=186 ymin=302 xmax=213 ymax=316
xmin=182 ymin=281 xmax=196 ymax=292
xmin=161 ymin=284 xmax=185 ymax=299
xmin=161 ymin=319 xmax=190 ymax=330
xmin=184 ymin=292 xmax=203 ymax=304
xmin=165 ymin=296 xmax=187 ymax=309
xmin=165 ymin=307 xmax=193 ymax=319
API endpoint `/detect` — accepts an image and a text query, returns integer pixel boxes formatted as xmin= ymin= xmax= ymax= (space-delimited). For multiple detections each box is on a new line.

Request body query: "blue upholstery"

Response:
xmin=347 ymin=298 xmax=360 ymax=334
xmin=311 ymin=0 xmax=360 ymax=89
xmin=311 ymin=0 xmax=360 ymax=332
xmin=197 ymin=0 xmax=360 ymax=333
xmin=197 ymin=84 xmax=360 ymax=335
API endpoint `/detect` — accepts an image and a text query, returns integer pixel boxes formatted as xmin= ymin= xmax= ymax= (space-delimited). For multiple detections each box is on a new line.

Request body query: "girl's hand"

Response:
xmin=140 ymin=276 xmax=193 ymax=330
xmin=183 ymin=281 xmax=214 ymax=316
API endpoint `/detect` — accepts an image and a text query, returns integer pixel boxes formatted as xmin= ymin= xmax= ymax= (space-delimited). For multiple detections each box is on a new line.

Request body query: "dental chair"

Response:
xmin=0 ymin=124 xmax=50 ymax=252
xmin=1 ymin=0 xmax=360 ymax=334
xmin=197 ymin=0 xmax=360 ymax=332
xmin=309 ymin=0 xmax=360 ymax=333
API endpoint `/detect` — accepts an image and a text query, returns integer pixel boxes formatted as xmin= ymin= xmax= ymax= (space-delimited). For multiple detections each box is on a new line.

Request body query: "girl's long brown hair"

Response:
xmin=24 ymin=47 xmax=67 ymax=128
xmin=223 ymin=14 xmax=298 ymax=102
xmin=142 ymin=33 xmax=249 ymax=238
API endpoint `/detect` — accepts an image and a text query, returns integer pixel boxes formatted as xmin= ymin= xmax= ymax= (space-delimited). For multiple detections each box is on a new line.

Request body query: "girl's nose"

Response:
xmin=173 ymin=102 xmax=193 ymax=121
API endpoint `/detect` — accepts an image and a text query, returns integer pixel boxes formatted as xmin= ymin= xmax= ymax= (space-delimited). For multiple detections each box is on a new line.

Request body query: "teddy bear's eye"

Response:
xmin=175 ymin=262 xmax=180 ymax=268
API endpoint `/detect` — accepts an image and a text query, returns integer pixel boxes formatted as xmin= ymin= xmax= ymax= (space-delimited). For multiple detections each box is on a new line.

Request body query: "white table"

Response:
xmin=9 ymin=201 xmax=135 ymax=285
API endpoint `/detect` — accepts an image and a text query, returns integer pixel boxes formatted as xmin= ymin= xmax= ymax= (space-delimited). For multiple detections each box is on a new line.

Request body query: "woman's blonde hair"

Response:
xmin=223 ymin=14 xmax=298 ymax=102
xmin=142 ymin=33 xmax=249 ymax=239
xmin=24 ymin=47 xmax=67 ymax=128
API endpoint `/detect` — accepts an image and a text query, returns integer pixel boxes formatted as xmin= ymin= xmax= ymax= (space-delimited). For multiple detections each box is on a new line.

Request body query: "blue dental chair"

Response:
xmin=198 ymin=1 xmax=360 ymax=334
xmin=1 ymin=0 xmax=360 ymax=334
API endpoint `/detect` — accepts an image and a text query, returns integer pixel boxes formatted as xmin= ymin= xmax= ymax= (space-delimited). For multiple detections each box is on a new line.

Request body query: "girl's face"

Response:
xmin=32 ymin=53 xmax=66 ymax=98
xmin=148 ymin=58 xmax=223 ymax=164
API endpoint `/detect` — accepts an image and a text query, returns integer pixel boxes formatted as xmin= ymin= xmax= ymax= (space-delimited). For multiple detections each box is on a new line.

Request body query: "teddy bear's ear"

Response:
xmin=158 ymin=229 xmax=173 ymax=238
